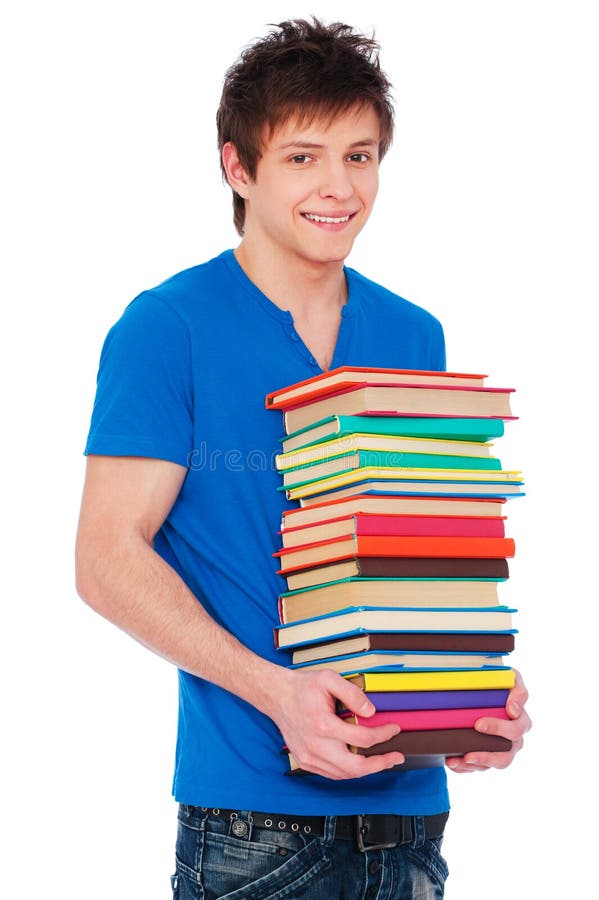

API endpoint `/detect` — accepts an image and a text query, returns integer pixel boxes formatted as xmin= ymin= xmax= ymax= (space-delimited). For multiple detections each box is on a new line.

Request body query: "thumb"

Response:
xmin=333 ymin=676 xmax=375 ymax=718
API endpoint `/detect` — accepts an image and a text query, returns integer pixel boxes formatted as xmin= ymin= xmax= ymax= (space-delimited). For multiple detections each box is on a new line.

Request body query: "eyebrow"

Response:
xmin=275 ymin=138 xmax=379 ymax=151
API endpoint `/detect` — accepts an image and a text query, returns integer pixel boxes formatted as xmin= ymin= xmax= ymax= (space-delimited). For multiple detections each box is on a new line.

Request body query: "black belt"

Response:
xmin=195 ymin=806 xmax=448 ymax=853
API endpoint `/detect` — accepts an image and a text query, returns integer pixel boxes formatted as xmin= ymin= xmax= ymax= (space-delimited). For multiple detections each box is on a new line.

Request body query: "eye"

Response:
xmin=289 ymin=154 xmax=312 ymax=165
xmin=348 ymin=152 xmax=370 ymax=163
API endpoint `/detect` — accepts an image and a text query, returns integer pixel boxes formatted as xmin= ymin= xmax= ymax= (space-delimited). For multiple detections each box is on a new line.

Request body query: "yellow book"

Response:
xmin=346 ymin=668 xmax=516 ymax=692
xmin=284 ymin=465 xmax=524 ymax=501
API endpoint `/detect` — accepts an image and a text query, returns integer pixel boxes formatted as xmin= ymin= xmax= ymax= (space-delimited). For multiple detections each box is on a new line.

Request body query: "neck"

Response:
xmin=234 ymin=240 xmax=348 ymax=317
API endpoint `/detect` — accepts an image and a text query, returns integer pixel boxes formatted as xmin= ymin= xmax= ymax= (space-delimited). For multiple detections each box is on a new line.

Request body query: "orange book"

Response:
xmin=274 ymin=534 xmax=515 ymax=574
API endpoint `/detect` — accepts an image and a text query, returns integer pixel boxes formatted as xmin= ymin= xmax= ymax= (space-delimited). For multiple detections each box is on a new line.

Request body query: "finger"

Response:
xmin=474 ymin=708 xmax=532 ymax=740
xmin=294 ymin=739 xmax=404 ymax=780
xmin=445 ymin=758 xmax=478 ymax=773
xmin=445 ymin=759 xmax=485 ymax=773
xmin=334 ymin=720 xmax=401 ymax=749
xmin=349 ymin=750 xmax=405 ymax=776
xmin=329 ymin=675 xmax=377 ymax=717
xmin=506 ymin=668 xmax=529 ymax=719
xmin=447 ymin=739 xmax=523 ymax=773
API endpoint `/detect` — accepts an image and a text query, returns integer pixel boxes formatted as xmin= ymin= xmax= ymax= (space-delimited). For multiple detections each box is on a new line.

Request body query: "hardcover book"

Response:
xmin=341 ymin=706 xmax=510 ymax=731
xmin=280 ymin=414 xmax=506 ymax=454
xmin=289 ymin=649 xmax=506 ymax=674
xmin=274 ymin=606 xmax=517 ymax=650
xmin=283 ymin=556 xmax=510 ymax=591
xmin=280 ymin=450 xmax=503 ymax=488
xmin=291 ymin=629 xmax=516 ymax=663
xmin=276 ymin=433 xmax=495 ymax=470
xmin=356 ymin=688 xmax=511 ymax=711
xmin=281 ymin=452 xmax=504 ymax=489
xmin=295 ymin=479 xmax=524 ymax=507
xmin=284 ymin=467 xmax=524 ymax=502
xmin=345 ymin=667 xmax=516 ymax=692
xmin=288 ymin=728 xmax=512 ymax=772
xmin=279 ymin=577 xmax=504 ymax=625
xmin=280 ymin=512 xmax=506 ymax=549
xmin=266 ymin=366 xmax=488 ymax=409
xmin=280 ymin=382 xmax=515 ymax=435
xmin=281 ymin=494 xmax=508 ymax=528
xmin=275 ymin=534 xmax=515 ymax=574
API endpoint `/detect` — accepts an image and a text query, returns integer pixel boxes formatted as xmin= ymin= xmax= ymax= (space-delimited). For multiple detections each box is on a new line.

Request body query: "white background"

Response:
xmin=2 ymin=1 xmax=597 ymax=897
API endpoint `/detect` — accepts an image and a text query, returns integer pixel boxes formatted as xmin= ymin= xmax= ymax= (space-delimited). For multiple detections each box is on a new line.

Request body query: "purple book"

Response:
xmin=363 ymin=688 xmax=510 ymax=711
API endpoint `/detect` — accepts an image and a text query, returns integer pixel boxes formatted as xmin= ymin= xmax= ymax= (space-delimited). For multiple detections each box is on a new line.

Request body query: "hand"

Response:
xmin=446 ymin=668 xmax=532 ymax=773
xmin=271 ymin=667 xmax=405 ymax=780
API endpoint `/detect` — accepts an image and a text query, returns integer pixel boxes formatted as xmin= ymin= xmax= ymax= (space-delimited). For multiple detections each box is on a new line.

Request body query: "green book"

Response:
xmin=281 ymin=449 xmax=503 ymax=490
xmin=280 ymin=415 xmax=506 ymax=454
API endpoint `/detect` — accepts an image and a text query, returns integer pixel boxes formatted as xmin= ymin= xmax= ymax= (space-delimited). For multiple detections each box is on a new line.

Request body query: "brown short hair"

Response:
xmin=217 ymin=17 xmax=395 ymax=235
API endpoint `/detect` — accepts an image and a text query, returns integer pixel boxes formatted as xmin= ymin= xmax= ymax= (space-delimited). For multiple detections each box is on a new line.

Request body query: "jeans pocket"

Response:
xmin=199 ymin=830 xmax=330 ymax=899
xmin=175 ymin=811 xmax=204 ymax=899
xmin=406 ymin=836 xmax=449 ymax=890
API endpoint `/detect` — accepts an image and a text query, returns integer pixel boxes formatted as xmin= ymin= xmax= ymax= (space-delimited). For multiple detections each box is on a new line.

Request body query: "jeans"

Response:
xmin=172 ymin=805 xmax=449 ymax=899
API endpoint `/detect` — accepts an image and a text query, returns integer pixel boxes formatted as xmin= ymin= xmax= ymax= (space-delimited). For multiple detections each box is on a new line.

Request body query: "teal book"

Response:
xmin=281 ymin=449 xmax=503 ymax=489
xmin=280 ymin=415 xmax=506 ymax=454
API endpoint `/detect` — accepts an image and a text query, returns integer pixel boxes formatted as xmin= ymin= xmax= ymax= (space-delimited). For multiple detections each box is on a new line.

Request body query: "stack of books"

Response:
xmin=266 ymin=366 xmax=524 ymax=771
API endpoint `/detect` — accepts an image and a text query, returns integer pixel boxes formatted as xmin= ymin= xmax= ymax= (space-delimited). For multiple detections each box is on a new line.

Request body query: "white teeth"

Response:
xmin=304 ymin=213 xmax=351 ymax=224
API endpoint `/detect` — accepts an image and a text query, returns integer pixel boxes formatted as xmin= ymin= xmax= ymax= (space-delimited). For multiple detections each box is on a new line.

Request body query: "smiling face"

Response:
xmin=225 ymin=104 xmax=381 ymax=272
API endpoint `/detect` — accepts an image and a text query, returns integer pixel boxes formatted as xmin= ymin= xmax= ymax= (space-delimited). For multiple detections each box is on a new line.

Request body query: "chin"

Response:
xmin=308 ymin=239 xmax=358 ymax=265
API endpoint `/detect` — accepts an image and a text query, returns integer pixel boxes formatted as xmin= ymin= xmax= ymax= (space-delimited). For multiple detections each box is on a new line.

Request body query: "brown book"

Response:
xmin=360 ymin=728 xmax=511 ymax=758
xmin=288 ymin=728 xmax=512 ymax=773
xmin=292 ymin=630 xmax=516 ymax=664
xmin=284 ymin=555 xmax=510 ymax=591
xmin=274 ymin=608 xmax=515 ymax=650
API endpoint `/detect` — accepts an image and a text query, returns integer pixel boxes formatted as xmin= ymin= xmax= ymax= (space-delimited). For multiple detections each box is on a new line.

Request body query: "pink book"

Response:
xmin=282 ymin=512 xmax=506 ymax=541
xmin=354 ymin=513 xmax=505 ymax=538
xmin=343 ymin=706 xmax=509 ymax=732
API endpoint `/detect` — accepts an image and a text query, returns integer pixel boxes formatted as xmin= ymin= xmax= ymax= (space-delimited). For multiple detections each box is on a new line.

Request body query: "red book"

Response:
xmin=275 ymin=534 xmax=515 ymax=574
xmin=342 ymin=706 xmax=509 ymax=731
xmin=265 ymin=366 xmax=488 ymax=409
xmin=280 ymin=511 xmax=506 ymax=549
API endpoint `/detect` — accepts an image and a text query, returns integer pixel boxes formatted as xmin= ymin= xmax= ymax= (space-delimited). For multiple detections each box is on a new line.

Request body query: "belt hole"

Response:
xmin=291 ymin=823 xmax=299 ymax=832
xmin=278 ymin=821 xmax=286 ymax=829
xmin=304 ymin=825 xmax=312 ymax=834
xmin=212 ymin=808 xmax=220 ymax=815
xmin=264 ymin=818 xmax=273 ymax=828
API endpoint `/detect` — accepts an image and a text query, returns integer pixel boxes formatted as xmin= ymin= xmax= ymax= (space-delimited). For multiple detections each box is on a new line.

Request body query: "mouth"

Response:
xmin=301 ymin=212 xmax=358 ymax=226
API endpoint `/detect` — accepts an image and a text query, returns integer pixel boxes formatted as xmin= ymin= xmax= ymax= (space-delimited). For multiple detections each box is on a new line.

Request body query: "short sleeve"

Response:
xmin=84 ymin=291 xmax=193 ymax=467
xmin=430 ymin=317 xmax=447 ymax=371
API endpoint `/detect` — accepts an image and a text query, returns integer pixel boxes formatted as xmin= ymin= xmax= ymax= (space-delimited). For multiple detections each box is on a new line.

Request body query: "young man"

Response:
xmin=76 ymin=18 xmax=530 ymax=899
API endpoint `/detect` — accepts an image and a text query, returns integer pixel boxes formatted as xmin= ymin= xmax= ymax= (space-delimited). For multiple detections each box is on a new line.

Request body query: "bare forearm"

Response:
xmin=76 ymin=533 xmax=284 ymax=716
xmin=76 ymin=456 xmax=405 ymax=780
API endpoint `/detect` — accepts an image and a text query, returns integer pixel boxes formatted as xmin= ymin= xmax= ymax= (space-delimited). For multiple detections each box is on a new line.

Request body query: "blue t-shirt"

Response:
xmin=85 ymin=249 xmax=449 ymax=815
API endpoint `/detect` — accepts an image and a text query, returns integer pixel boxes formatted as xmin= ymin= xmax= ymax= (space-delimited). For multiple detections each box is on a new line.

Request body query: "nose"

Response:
xmin=318 ymin=161 xmax=354 ymax=202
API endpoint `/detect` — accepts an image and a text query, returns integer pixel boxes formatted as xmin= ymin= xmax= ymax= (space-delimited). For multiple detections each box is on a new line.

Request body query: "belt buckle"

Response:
xmin=354 ymin=814 xmax=399 ymax=853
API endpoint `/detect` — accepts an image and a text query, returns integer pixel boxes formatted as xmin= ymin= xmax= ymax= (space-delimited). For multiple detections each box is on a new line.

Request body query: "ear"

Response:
xmin=222 ymin=142 xmax=252 ymax=200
